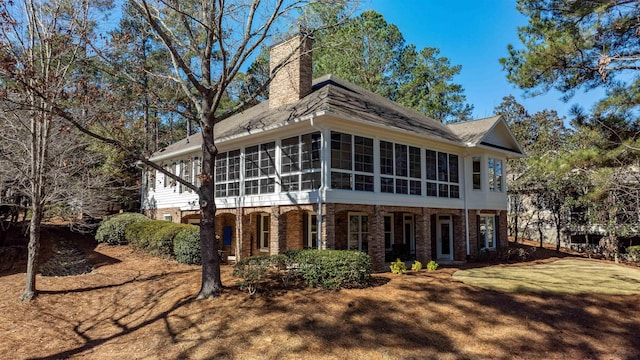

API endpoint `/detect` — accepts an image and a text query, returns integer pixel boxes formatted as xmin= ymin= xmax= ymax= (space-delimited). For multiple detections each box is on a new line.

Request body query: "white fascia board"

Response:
xmin=215 ymin=113 xmax=319 ymax=144
xmin=149 ymin=145 xmax=201 ymax=162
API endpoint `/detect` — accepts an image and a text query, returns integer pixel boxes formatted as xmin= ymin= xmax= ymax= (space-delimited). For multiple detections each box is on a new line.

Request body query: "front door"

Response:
xmin=436 ymin=215 xmax=453 ymax=260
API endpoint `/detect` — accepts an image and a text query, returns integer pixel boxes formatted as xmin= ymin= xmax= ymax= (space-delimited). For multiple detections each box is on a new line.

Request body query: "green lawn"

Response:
xmin=453 ymin=259 xmax=640 ymax=295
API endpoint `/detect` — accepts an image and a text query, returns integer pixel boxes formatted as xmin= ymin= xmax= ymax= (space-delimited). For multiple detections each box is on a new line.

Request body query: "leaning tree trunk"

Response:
xmin=20 ymin=203 xmax=42 ymax=301
xmin=196 ymin=120 xmax=222 ymax=299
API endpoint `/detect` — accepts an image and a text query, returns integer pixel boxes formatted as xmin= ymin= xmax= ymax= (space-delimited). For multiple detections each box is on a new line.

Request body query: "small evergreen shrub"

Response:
xmin=124 ymin=220 xmax=157 ymax=249
xmin=95 ymin=213 xmax=148 ymax=245
xmin=173 ymin=225 xmax=201 ymax=264
xmin=287 ymin=249 xmax=372 ymax=290
xmin=411 ymin=260 xmax=423 ymax=272
xmin=427 ymin=260 xmax=439 ymax=272
xmin=233 ymin=255 xmax=275 ymax=295
xmin=627 ymin=245 xmax=640 ymax=262
xmin=126 ymin=221 xmax=190 ymax=258
xmin=390 ymin=258 xmax=406 ymax=274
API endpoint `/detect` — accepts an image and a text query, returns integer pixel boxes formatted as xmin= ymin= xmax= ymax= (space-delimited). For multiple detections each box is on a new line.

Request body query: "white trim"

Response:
xmin=403 ymin=214 xmax=415 ymax=255
xmin=436 ymin=215 xmax=453 ymax=260
xmin=348 ymin=212 xmax=369 ymax=252
xmin=384 ymin=214 xmax=394 ymax=251
xmin=257 ymin=213 xmax=270 ymax=252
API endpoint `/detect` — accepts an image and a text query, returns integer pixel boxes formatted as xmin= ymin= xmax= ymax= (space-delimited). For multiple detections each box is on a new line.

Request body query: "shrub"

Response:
xmin=288 ymin=249 xmax=371 ymax=290
xmin=95 ymin=213 xmax=148 ymax=245
xmin=411 ymin=260 xmax=423 ymax=272
xmin=477 ymin=247 xmax=498 ymax=262
xmin=126 ymin=220 xmax=189 ymax=258
xmin=627 ymin=245 xmax=640 ymax=262
xmin=390 ymin=258 xmax=406 ymax=274
xmin=427 ymin=260 xmax=439 ymax=272
xmin=499 ymin=247 xmax=534 ymax=263
xmin=233 ymin=255 xmax=277 ymax=295
xmin=173 ymin=225 xmax=201 ymax=264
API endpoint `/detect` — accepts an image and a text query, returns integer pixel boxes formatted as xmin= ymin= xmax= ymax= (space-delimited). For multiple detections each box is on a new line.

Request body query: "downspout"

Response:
xmin=310 ymin=116 xmax=324 ymax=249
xmin=463 ymin=144 xmax=473 ymax=258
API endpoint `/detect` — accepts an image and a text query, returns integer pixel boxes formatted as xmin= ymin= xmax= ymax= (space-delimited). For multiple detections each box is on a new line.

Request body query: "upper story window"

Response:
xmin=281 ymin=132 xmax=321 ymax=192
xmin=472 ymin=157 xmax=481 ymax=190
xmin=488 ymin=158 xmax=503 ymax=192
xmin=179 ymin=160 xmax=192 ymax=193
xmin=330 ymin=132 xmax=373 ymax=191
xmin=425 ymin=150 xmax=459 ymax=198
xmin=215 ymin=150 xmax=241 ymax=197
xmin=380 ymin=141 xmax=422 ymax=195
xmin=193 ymin=157 xmax=201 ymax=187
xmin=245 ymin=142 xmax=275 ymax=195
xmin=147 ymin=169 xmax=156 ymax=191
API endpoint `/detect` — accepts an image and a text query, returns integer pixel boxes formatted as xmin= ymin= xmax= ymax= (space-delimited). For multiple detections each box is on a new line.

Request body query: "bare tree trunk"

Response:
xmin=197 ymin=121 xmax=222 ymax=299
xmin=20 ymin=203 xmax=42 ymax=301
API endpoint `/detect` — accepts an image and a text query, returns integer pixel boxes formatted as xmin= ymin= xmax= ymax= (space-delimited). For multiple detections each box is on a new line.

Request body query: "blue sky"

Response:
xmin=364 ymin=0 xmax=605 ymax=120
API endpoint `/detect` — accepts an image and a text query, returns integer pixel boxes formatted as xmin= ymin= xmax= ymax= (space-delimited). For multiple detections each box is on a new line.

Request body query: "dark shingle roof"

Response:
xmin=152 ymin=75 xmax=502 ymax=159
xmin=446 ymin=115 xmax=501 ymax=145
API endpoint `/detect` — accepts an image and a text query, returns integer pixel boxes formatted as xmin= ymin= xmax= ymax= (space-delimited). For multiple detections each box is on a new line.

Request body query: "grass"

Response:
xmin=1 ymin=229 xmax=640 ymax=359
xmin=453 ymin=259 xmax=640 ymax=295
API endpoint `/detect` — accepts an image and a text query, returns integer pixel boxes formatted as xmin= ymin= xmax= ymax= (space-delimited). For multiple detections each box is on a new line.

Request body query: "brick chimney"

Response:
xmin=269 ymin=34 xmax=313 ymax=109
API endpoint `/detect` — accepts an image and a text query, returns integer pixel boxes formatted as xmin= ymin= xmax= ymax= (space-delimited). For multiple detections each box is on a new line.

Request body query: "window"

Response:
xmin=180 ymin=160 xmax=191 ymax=193
xmin=380 ymin=141 xmax=422 ymax=195
xmin=479 ymin=215 xmax=495 ymax=248
xmin=472 ymin=157 xmax=481 ymax=190
xmin=384 ymin=215 xmax=394 ymax=251
xmin=163 ymin=165 xmax=169 ymax=188
xmin=245 ymin=142 xmax=275 ymax=195
xmin=488 ymin=158 xmax=503 ymax=192
xmin=348 ymin=213 xmax=369 ymax=252
xmin=330 ymin=132 xmax=373 ymax=191
xmin=193 ymin=157 xmax=201 ymax=187
xmin=425 ymin=150 xmax=459 ymax=198
xmin=215 ymin=150 xmax=240 ymax=197
xmin=163 ymin=214 xmax=172 ymax=222
xmin=147 ymin=169 xmax=156 ymax=191
xmin=304 ymin=213 xmax=318 ymax=249
xmin=170 ymin=162 xmax=177 ymax=189
xmin=281 ymin=132 xmax=321 ymax=192
xmin=257 ymin=213 xmax=270 ymax=252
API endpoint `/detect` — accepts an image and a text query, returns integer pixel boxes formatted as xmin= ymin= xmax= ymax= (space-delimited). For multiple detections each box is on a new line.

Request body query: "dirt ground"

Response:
xmin=1 ymin=229 xmax=639 ymax=360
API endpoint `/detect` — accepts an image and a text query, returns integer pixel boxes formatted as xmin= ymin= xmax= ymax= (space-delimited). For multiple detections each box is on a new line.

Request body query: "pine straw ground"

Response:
xmin=1 ymin=230 xmax=640 ymax=360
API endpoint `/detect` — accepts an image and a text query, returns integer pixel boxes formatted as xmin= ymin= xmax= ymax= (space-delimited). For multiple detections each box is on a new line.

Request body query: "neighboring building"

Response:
xmin=141 ymin=35 xmax=525 ymax=271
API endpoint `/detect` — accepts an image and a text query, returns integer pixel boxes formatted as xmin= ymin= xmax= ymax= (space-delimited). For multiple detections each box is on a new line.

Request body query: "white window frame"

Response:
xmin=488 ymin=158 xmax=503 ymax=192
xmin=306 ymin=213 xmax=318 ymax=249
xmin=330 ymin=132 xmax=374 ymax=192
xmin=348 ymin=212 xmax=369 ymax=252
xmin=245 ymin=142 xmax=276 ymax=195
xmin=384 ymin=214 xmax=394 ymax=252
xmin=281 ymin=132 xmax=322 ymax=192
xmin=472 ymin=156 xmax=482 ymax=190
xmin=479 ymin=214 xmax=496 ymax=249
xmin=257 ymin=213 xmax=270 ymax=252
xmin=425 ymin=150 xmax=460 ymax=198
xmin=379 ymin=141 xmax=422 ymax=195
xmin=215 ymin=150 xmax=241 ymax=198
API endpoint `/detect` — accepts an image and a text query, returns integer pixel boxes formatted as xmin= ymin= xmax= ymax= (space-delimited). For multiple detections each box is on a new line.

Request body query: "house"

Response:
xmin=141 ymin=35 xmax=525 ymax=271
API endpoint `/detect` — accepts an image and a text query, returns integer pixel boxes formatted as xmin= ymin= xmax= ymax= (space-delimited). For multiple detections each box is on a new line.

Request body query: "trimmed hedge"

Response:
xmin=287 ymin=249 xmax=372 ymax=290
xmin=95 ymin=213 xmax=149 ymax=245
xmin=125 ymin=221 xmax=189 ymax=258
xmin=173 ymin=225 xmax=201 ymax=265
xmin=627 ymin=245 xmax=640 ymax=262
